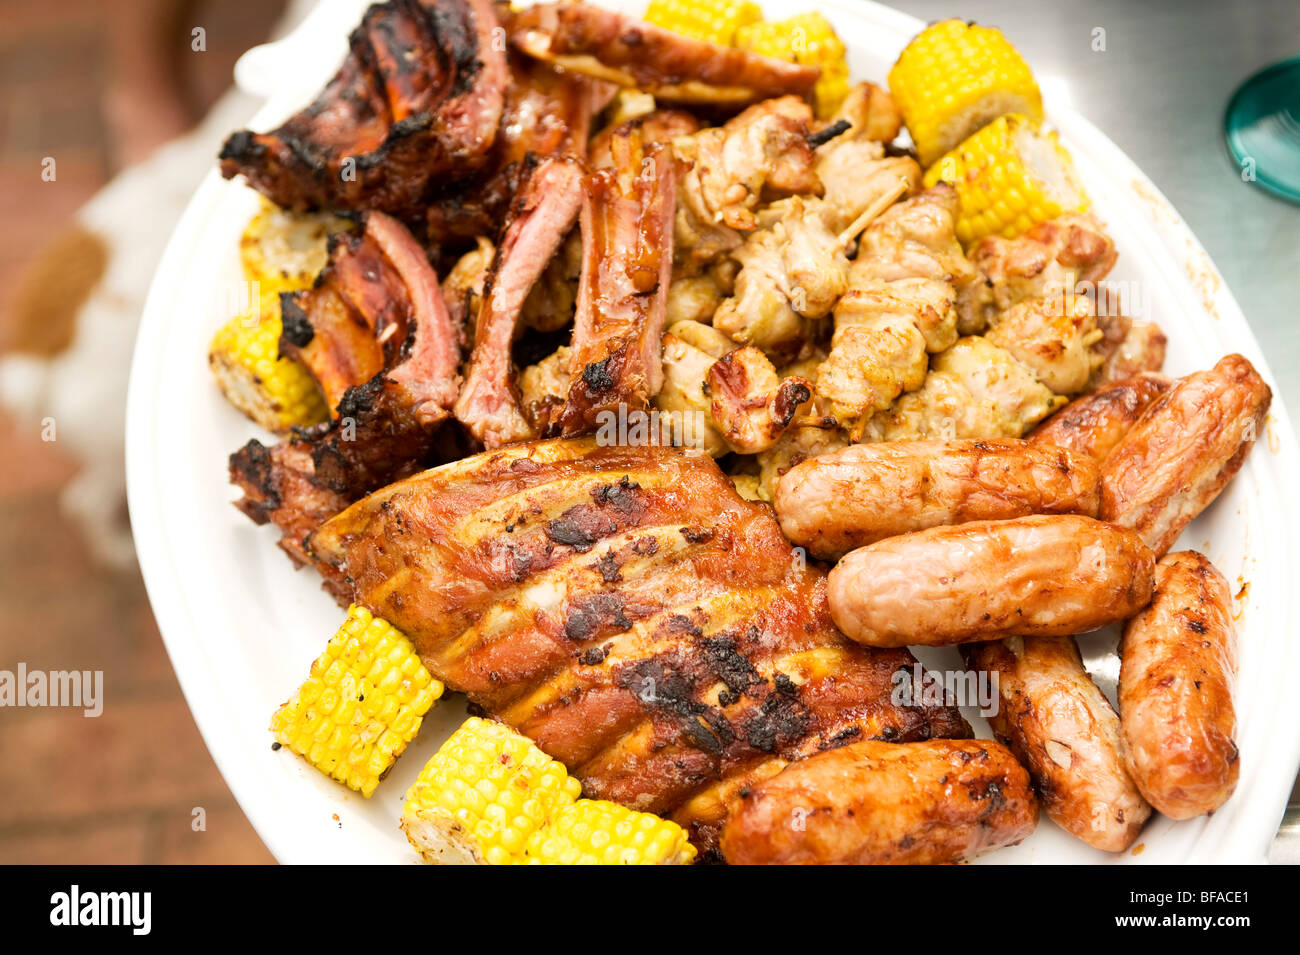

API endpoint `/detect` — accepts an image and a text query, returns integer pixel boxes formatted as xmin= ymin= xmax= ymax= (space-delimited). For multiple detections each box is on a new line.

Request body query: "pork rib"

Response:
xmin=454 ymin=157 xmax=585 ymax=448
xmin=559 ymin=129 xmax=675 ymax=434
xmin=219 ymin=0 xmax=506 ymax=217
xmin=308 ymin=438 xmax=970 ymax=854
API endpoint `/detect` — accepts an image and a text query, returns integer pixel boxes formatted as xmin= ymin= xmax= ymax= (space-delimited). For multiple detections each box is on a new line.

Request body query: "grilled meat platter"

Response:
xmin=204 ymin=0 xmax=1273 ymax=864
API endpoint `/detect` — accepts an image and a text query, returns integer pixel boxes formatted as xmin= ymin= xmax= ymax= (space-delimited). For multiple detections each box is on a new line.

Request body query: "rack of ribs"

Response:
xmin=307 ymin=437 xmax=969 ymax=856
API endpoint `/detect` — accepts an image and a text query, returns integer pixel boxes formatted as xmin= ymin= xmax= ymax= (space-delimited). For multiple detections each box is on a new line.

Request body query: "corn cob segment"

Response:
xmin=923 ymin=113 xmax=1087 ymax=246
xmin=239 ymin=198 xmax=351 ymax=297
xmin=643 ymin=0 xmax=761 ymax=46
xmin=737 ymin=13 xmax=850 ymax=119
xmin=523 ymin=800 xmax=697 ymax=865
xmin=271 ymin=605 xmax=443 ymax=797
xmin=402 ymin=717 xmax=696 ymax=865
xmin=208 ymin=292 xmax=329 ymax=432
xmin=888 ymin=18 xmax=1042 ymax=167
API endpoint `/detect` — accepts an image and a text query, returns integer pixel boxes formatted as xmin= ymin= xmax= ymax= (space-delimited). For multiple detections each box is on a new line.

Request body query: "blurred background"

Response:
xmin=0 ymin=0 xmax=1296 ymax=864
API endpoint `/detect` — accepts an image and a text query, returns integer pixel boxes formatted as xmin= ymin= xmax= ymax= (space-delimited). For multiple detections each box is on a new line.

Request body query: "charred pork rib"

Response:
xmin=230 ymin=213 xmax=461 ymax=596
xmin=560 ymin=126 xmax=675 ymax=433
xmin=219 ymin=0 xmax=506 ymax=217
xmin=309 ymin=438 xmax=970 ymax=854
xmin=454 ymin=157 xmax=586 ymax=448
xmin=504 ymin=2 xmax=820 ymax=105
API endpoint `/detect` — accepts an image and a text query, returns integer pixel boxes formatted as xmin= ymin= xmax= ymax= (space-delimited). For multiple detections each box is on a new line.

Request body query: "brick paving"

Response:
xmin=0 ymin=0 xmax=283 ymax=863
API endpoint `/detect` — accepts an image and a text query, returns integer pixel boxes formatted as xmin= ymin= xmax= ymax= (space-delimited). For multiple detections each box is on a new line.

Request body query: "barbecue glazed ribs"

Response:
xmin=219 ymin=0 xmax=507 ymax=217
xmin=308 ymin=438 xmax=969 ymax=854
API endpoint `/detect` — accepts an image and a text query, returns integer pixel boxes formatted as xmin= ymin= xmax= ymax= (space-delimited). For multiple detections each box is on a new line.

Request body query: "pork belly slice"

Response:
xmin=504 ymin=2 xmax=819 ymax=105
xmin=559 ymin=130 xmax=675 ymax=434
xmin=309 ymin=438 xmax=970 ymax=854
xmin=454 ymin=157 xmax=585 ymax=448
xmin=231 ymin=214 xmax=462 ymax=591
xmin=219 ymin=0 xmax=506 ymax=217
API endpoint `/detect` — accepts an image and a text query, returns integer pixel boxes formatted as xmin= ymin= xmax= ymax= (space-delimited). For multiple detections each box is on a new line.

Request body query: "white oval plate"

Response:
xmin=127 ymin=0 xmax=1300 ymax=864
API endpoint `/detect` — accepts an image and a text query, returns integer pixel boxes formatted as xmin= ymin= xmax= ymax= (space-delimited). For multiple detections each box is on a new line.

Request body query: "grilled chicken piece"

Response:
xmin=706 ymin=347 xmax=812 ymax=454
xmin=721 ymin=738 xmax=1037 ymax=864
xmin=984 ymin=294 xmax=1103 ymax=395
xmin=1100 ymin=354 xmax=1271 ymax=556
xmin=657 ymin=330 xmax=729 ymax=457
xmin=220 ymin=0 xmax=506 ymax=218
xmin=559 ymin=128 xmax=675 ymax=434
xmin=231 ymin=213 xmax=463 ymax=584
xmin=518 ymin=345 xmax=572 ymax=435
xmin=455 ymin=157 xmax=585 ymax=448
xmin=1093 ymin=320 xmax=1167 ymax=388
xmin=424 ymin=55 xmax=606 ymax=253
xmin=665 ymin=275 xmax=725 ymax=326
xmin=675 ymin=97 xmax=819 ymax=238
xmin=504 ymin=2 xmax=820 ymax=105
xmin=969 ymin=212 xmax=1119 ymax=325
xmin=1029 ymin=372 xmax=1173 ymax=463
xmin=308 ymin=438 xmax=970 ymax=854
xmin=816 ymin=184 xmax=973 ymax=430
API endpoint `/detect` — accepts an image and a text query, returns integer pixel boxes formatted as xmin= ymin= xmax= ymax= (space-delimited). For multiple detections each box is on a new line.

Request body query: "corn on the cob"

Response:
xmin=523 ymin=800 xmax=697 ymax=865
xmin=208 ymin=292 xmax=329 ymax=432
xmin=923 ymin=113 xmax=1087 ymax=246
xmin=402 ymin=717 xmax=696 ymax=865
xmin=239 ymin=198 xmax=351 ymax=297
xmin=402 ymin=717 xmax=582 ymax=864
xmin=888 ymin=18 xmax=1042 ymax=167
xmin=737 ymin=13 xmax=850 ymax=119
xmin=644 ymin=0 xmax=761 ymax=46
xmin=271 ymin=605 xmax=443 ymax=797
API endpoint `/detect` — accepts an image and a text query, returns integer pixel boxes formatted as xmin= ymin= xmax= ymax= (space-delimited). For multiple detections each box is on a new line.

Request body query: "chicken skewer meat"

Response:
xmin=220 ymin=0 xmax=506 ymax=219
xmin=307 ymin=438 xmax=970 ymax=857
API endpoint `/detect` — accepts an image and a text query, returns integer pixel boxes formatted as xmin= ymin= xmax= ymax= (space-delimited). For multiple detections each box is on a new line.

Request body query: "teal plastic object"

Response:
xmin=1224 ymin=55 xmax=1300 ymax=204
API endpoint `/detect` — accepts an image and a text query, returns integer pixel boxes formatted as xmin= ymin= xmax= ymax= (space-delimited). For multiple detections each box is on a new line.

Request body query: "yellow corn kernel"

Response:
xmin=239 ymin=198 xmax=351 ymax=297
xmin=888 ymin=18 xmax=1042 ymax=167
xmin=208 ymin=292 xmax=329 ymax=432
xmin=738 ymin=13 xmax=850 ymax=119
xmin=402 ymin=717 xmax=582 ymax=865
xmin=643 ymin=0 xmax=761 ymax=46
xmin=923 ymin=113 xmax=1087 ymax=246
xmin=523 ymin=800 xmax=698 ymax=865
xmin=271 ymin=605 xmax=443 ymax=797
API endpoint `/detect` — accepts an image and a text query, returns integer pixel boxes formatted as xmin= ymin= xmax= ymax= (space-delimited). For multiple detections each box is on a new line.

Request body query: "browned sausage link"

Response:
xmin=828 ymin=515 xmax=1155 ymax=647
xmin=720 ymin=738 xmax=1037 ymax=864
xmin=1119 ymin=551 xmax=1238 ymax=819
xmin=962 ymin=635 xmax=1151 ymax=852
xmin=1028 ymin=372 xmax=1172 ymax=463
xmin=774 ymin=438 xmax=1100 ymax=561
xmin=1100 ymin=355 xmax=1271 ymax=557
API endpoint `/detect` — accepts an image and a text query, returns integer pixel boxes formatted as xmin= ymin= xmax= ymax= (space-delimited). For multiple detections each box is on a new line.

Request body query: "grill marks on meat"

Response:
xmin=454 ymin=157 xmax=586 ymax=448
xmin=219 ymin=0 xmax=506 ymax=217
xmin=308 ymin=439 xmax=969 ymax=843
xmin=230 ymin=214 xmax=461 ymax=591
xmin=504 ymin=2 xmax=820 ymax=105
xmin=559 ymin=129 xmax=675 ymax=434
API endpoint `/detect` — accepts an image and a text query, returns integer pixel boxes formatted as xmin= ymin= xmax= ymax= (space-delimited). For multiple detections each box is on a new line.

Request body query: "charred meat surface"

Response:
xmin=308 ymin=438 xmax=970 ymax=851
xmin=219 ymin=0 xmax=506 ymax=217
xmin=504 ymin=2 xmax=820 ymax=105
xmin=560 ymin=128 xmax=676 ymax=434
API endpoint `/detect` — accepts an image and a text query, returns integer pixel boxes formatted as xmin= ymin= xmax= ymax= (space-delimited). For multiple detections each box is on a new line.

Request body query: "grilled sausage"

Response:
xmin=1029 ymin=372 xmax=1172 ymax=463
xmin=1100 ymin=355 xmax=1270 ymax=557
xmin=828 ymin=515 xmax=1155 ymax=647
xmin=720 ymin=738 xmax=1037 ymax=864
xmin=1119 ymin=551 xmax=1238 ymax=819
xmin=774 ymin=438 xmax=1100 ymax=561
xmin=962 ymin=636 xmax=1151 ymax=851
